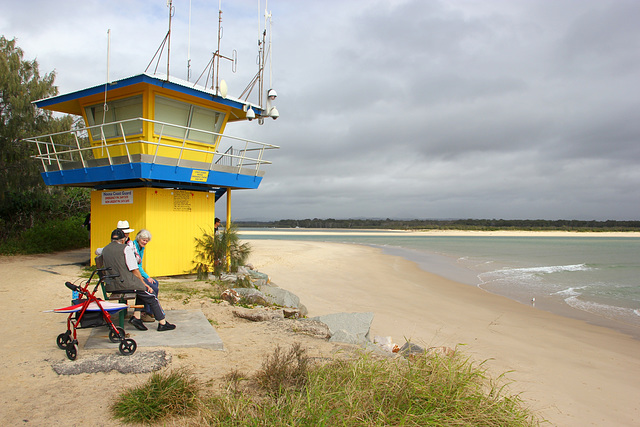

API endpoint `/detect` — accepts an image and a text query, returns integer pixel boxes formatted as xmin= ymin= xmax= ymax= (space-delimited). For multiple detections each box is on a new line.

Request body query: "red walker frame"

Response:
xmin=55 ymin=268 xmax=137 ymax=360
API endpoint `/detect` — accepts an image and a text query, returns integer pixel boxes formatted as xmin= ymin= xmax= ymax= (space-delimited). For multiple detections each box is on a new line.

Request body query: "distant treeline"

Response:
xmin=236 ymin=218 xmax=640 ymax=232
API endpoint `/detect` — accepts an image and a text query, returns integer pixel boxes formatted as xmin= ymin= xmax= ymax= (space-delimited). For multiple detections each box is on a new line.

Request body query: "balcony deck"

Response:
xmin=25 ymin=118 xmax=279 ymax=191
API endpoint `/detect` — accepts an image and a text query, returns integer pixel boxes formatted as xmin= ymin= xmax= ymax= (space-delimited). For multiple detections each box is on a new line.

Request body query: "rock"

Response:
xmin=329 ymin=329 xmax=367 ymax=345
xmin=310 ymin=312 xmax=374 ymax=344
xmin=232 ymin=307 xmax=284 ymax=322
xmin=52 ymin=350 xmax=171 ymax=375
xmin=283 ymin=307 xmax=301 ymax=318
xmin=298 ymin=303 xmax=308 ymax=317
xmin=221 ymin=289 xmax=241 ymax=304
xmin=231 ymin=288 xmax=268 ymax=305
xmin=258 ymin=285 xmax=301 ymax=308
xmin=399 ymin=342 xmax=425 ymax=356
xmin=374 ymin=336 xmax=400 ymax=353
xmin=236 ymin=266 xmax=251 ymax=275
xmin=248 ymin=270 xmax=269 ymax=280
xmin=244 ymin=293 xmax=268 ymax=306
xmin=249 ymin=270 xmax=270 ymax=287
xmin=219 ymin=273 xmax=238 ymax=283
xmin=289 ymin=319 xmax=331 ymax=339
xmin=253 ymin=278 xmax=268 ymax=287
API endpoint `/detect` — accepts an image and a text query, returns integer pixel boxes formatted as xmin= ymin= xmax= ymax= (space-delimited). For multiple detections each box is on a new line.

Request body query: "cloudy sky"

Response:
xmin=3 ymin=0 xmax=639 ymax=221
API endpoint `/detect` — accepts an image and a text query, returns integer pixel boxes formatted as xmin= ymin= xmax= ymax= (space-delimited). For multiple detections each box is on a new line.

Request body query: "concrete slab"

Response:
xmin=84 ymin=309 xmax=224 ymax=351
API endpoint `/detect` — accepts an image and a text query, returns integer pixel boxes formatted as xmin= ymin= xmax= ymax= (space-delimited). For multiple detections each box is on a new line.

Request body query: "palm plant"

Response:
xmin=192 ymin=222 xmax=251 ymax=279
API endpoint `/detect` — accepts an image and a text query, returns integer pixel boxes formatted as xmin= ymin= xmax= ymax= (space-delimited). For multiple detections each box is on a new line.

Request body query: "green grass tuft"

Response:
xmin=110 ymin=369 xmax=200 ymax=424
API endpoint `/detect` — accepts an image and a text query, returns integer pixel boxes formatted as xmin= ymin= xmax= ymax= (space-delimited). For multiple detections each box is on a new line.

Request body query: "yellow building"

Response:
xmin=28 ymin=73 xmax=279 ymax=276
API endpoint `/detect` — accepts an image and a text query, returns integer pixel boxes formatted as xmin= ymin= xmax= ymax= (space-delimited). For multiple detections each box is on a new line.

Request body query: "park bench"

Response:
xmin=95 ymin=255 xmax=137 ymax=328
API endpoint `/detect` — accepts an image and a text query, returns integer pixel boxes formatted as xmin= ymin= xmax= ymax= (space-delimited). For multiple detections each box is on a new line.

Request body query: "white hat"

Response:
xmin=116 ymin=220 xmax=135 ymax=233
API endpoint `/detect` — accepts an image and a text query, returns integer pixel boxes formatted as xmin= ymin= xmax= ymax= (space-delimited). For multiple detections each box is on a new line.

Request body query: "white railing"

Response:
xmin=25 ymin=117 xmax=279 ymax=177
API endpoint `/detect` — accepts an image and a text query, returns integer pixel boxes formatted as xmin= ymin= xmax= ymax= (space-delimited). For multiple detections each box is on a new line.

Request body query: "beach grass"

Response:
xmin=112 ymin=344 xmax=540 ymax=426
xmin=110 ymin=368 xmax=200 ymax=423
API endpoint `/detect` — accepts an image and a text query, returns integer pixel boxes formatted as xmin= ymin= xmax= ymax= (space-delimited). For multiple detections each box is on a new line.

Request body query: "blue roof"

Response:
xmin=35 ymin=73 xmax=263 ymax=115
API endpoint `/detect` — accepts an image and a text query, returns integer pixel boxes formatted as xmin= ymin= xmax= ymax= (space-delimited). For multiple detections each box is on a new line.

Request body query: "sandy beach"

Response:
xmin=247 ymin=237 xmax=640 ymax=426
xmin=1 ymin=234 xmax=639 ymax=425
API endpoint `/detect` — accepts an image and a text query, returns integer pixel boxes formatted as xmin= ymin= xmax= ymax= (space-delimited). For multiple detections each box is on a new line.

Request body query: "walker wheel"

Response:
xmin=109 ymin=326 xmax=125 ymax=343
xmin=56 ymin=333 xmax=70 ymax=349
xmin=66 ymin=343 xmax=78 ymax=361
xmin=119 ymin=339 xmax=137 ymax=356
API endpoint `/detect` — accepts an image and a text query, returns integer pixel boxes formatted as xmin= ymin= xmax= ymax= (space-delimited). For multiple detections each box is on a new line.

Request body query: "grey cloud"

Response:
xmin=3 ymin=0 xmax=639 ymax=220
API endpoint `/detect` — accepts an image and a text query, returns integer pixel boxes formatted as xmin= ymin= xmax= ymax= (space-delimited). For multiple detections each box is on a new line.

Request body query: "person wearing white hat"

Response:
xmin=117 ymin=220 xmax=135 ymax=234
xmin=94 ymin=220 xmax=141 ymax=260
xmin=117 ymin=220 xmax=141 ymax=264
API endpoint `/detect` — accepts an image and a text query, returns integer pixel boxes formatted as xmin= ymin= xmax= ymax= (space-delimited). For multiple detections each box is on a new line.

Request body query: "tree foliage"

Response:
xmin=192 ymin=223 xmax=251 ymax=279
xmin=0 ymin=36 xmax=89 ymax=241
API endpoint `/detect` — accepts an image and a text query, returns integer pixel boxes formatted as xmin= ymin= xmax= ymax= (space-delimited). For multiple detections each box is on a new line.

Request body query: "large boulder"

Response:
xmin=258 ymin=285 xmax=301 ymax=308
xmin=233 ymin=307 xmax=284 ymax=322
xmin=290 ymin=319 xmax=331 ymax=339
xmin=248 ymin=270 xmax=270 ymax=287
xmin=309 ymin=312 xmax=374 ymax=345
xmin=231 ymin=287 xmax=269 ymax=306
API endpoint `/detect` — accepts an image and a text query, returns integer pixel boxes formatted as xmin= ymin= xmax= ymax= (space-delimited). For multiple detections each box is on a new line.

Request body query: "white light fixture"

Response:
xmin=267 ymin=88 xmax=277 ymax=100
xmin=269 ymin=106 xmax=279 ymax=119
xmin=218 ymin=80 xmax=228 ymax=98
xmin=246 ymin=107 xmax=255 ymax=121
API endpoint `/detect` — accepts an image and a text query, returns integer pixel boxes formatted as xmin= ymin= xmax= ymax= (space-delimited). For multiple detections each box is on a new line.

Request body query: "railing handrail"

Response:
xmin=29 ymin=137 xmax=274 ymax=167
xmin=25 ymin=117 xmax=280 ymax=149
xmin=25 ymin=117 xmax=279 ymax=178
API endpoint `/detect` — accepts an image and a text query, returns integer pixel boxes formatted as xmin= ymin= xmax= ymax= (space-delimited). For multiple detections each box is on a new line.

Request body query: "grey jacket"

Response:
xmin=101 ymin=241 xmax=146 ymax=292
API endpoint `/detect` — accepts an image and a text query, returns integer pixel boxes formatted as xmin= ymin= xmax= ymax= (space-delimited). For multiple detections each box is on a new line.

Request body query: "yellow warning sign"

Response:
xmin=190 ymin=170 xmax=209 ymax=182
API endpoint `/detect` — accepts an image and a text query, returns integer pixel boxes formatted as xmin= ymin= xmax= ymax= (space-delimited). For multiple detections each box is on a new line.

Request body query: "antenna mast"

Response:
xmin=215 ymin=0 xmax=222 ymax=93
xmin=166 ymin=0 xmax=174 ymax=79
xmin=103 ymin=29 xmax=111 ymax=126
xmin=145 ymin=0 xmax=175 ymax=80
xmin=187 ymin=0 xmax=192 ymax=81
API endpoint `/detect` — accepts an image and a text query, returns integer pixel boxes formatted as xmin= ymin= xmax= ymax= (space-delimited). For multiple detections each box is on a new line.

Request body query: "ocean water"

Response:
xmin=239 ymin=229 xmax=640 ymax=337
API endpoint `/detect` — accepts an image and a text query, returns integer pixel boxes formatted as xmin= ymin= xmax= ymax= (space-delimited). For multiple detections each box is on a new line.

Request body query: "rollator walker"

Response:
xmin=50 ymin=268 xmax=137 ymax=360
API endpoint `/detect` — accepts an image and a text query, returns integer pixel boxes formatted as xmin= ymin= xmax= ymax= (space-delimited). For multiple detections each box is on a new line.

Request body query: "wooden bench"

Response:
xmin=95 ymin=256 xmax=137 ymax=328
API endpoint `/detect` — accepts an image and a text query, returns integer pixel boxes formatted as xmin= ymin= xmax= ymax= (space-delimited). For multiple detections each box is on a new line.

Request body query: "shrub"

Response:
xmin=253 ymin=343 xmax=309 ymax=396
xmin=0 ymin=214 xmax=89 ymax=255
xmin=192 ymin=222 xmax=251 ymax=278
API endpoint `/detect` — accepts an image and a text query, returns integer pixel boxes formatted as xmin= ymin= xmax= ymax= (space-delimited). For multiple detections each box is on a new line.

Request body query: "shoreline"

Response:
xmin=375 ymin=243 xmax=640 ymax=342
xmin=246 ymin=239 xmax=640 ymax=426
xmin=242 ymin=229 xmax=640 ymax=341
xmin=240 ymin=228 xmax=640 ymax=238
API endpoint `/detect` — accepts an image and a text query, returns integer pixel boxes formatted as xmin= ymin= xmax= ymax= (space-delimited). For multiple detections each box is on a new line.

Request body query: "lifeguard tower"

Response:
xmin=25 ymin=4 xmax=279 ymax=276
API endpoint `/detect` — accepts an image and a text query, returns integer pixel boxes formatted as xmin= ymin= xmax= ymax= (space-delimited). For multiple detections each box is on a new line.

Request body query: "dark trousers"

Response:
xmin=142 ymin=278 xmax=160 ymax=314
xmin=135 ymin=289 xmax=165 ymax=321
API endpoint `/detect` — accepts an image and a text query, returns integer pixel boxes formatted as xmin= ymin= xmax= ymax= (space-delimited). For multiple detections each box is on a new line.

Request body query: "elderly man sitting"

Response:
xmin=101 ymin=228 xmax=176 ymax=332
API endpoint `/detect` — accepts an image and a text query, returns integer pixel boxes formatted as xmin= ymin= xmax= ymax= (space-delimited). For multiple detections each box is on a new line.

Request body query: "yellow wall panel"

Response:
xmin=91 ymin=187 xmax=216 ymax=277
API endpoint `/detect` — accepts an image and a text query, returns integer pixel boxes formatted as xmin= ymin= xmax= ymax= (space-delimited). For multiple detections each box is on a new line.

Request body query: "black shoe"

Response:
xmin=129 ymin=317 xmax=148 ymax=331
xmin=157 ymin=321 xmax=176 ymax=331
